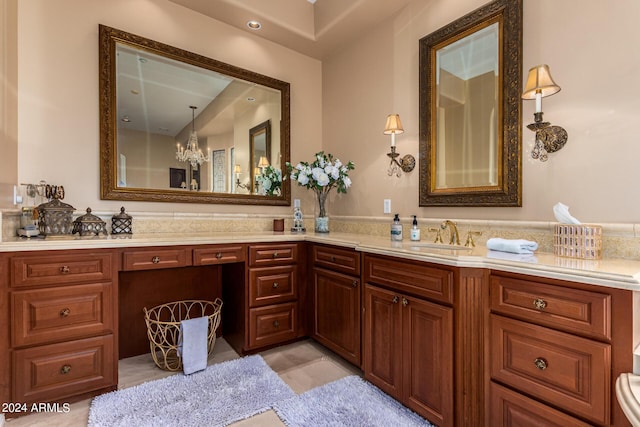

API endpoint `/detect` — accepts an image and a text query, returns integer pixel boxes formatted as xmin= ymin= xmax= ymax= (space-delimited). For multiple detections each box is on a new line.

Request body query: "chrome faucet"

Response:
xmin=441 ymin=220 xmax=460 ymax=245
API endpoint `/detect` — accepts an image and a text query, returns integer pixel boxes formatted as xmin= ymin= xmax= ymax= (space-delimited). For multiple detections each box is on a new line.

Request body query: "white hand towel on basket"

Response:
xmin=487 ymin=237 xmax=538 ymax=254
xmin=179 ymin=316 xmax=208 ymax=375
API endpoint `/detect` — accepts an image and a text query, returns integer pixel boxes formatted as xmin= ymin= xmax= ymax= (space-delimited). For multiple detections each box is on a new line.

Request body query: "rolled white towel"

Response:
xmin=487 ymin=237 xmax=538 ymax=254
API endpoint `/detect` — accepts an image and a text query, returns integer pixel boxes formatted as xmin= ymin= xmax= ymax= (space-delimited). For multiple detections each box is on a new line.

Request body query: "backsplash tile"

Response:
xmin=2 ymin=210 xmax=638 ymax=261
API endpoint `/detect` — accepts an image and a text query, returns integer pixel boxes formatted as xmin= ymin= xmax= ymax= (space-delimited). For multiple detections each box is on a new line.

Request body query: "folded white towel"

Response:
xmin=486 ymin=237 xmax=538 ymax=254
xmin=179 ymin=316 xmax=209 ymax=375
xmin=486 ymin=250 xmax=538 ymax=263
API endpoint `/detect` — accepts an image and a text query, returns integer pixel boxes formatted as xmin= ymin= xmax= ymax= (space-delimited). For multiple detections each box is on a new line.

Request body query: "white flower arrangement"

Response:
xmin=286 ymin=151 xmax=355 ymax=218
xmin=256 ymin=165 xmax=282 ymax=196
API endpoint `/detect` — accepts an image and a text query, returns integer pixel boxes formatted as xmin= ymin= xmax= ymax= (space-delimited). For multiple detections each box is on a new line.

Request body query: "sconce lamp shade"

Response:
xmin=234 ymin=164 xmax=242 ymax=174
xmin=254 ymin=167 xmax=261 ymax=176
xmin=258 ymin=156 xmax=270 ymax=168
xmin=522 ymin=64 xmax=561 ymax=99
xmin=383 ymin=114 xmax=404 ymax=135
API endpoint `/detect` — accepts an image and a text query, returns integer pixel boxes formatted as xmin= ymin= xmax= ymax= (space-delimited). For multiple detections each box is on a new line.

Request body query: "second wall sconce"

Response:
xmin=384 ymin=114 xmax=415 ymax=177
xmin=522 ymin=64 xmax=569 ymax=162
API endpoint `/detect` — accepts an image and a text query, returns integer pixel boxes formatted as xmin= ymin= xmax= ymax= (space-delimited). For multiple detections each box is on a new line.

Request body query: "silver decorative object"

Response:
xmin=72 ymin=208 xmax=108 ymax=236
xmin=111 ymin=207 xmax=132 ymax=235
xmin=37 ymin=198 xmax=75 ymax=236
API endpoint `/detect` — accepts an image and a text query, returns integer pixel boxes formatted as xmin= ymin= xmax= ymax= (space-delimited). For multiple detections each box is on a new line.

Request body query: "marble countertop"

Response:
xmin=3 ymin=231 xmax=640 ymax=290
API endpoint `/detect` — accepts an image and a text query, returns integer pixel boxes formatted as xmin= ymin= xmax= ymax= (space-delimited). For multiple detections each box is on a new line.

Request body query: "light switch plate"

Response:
xmin=383 ymin=199 xmax=391 ymax=214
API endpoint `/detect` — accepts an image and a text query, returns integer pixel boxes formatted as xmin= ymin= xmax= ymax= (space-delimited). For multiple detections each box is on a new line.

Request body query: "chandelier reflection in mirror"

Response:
xmin=175 ymin=106 xmax=211 ymax=168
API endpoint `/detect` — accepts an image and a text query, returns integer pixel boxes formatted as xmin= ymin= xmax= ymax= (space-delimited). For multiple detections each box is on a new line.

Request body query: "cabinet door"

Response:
xmin=313 ymin=268 xmax=361 ymax=366
xmin=363 ymin=284 xmax=402 ymax=399
xmin=402 ymin=294 xmax=454 ymax=427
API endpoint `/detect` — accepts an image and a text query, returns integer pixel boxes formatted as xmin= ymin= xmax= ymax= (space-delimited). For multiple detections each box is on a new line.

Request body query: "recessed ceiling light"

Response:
xmin=121 ymin=116 xmax=131 ymax=123
xmin=247 ymin=97 xmax=256 ymax=102
xmin=246 ymin=20 xmax=262 ymax=30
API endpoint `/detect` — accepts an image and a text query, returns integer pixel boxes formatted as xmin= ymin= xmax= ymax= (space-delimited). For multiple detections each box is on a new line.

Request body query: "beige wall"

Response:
xmin=323 ymin=0 xmax=640 ymax=223
xmin=7 ymin=0 xmax=640 ymax=223
xmin=12 ymin=0 xmax=322 ymax=214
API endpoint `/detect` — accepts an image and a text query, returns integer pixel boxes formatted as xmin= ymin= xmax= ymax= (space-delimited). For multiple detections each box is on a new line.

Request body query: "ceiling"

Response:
xmin=168 ymin=0 xmax=413 ymax=59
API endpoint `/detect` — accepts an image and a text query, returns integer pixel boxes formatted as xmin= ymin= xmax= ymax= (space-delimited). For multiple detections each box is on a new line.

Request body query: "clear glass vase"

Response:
xmin=314 ymin=191 xmax=330 ymax=233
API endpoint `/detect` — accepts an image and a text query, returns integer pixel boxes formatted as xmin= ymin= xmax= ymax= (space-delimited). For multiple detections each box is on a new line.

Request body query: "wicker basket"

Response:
xmin=143 ymin=298 xmax=223 ymax=371
xmin=553 ymin=224 xmax=602 ymax=260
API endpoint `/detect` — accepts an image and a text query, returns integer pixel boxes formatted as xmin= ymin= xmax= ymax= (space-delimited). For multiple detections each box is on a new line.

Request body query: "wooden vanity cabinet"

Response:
xmin=245 ymin=243 xmax=303 ymax=351
xmin=363 ymin=254 xmax=455 ymax=427
xmin=8 ymin=249 xmax=118 ymax=406
xmin=311 ymin=244 xmax=361 ymax=366
xmin=488 ymin=272 xmax=634 ymax=427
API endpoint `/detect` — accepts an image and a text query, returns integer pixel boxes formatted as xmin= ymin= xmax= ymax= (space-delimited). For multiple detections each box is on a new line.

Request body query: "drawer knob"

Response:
xmin=60 ymin=308 xmax=71 ymax=317
xmin=272 ymin=252 xmax=279 ymax=259
xmin=331 ymin=256 xmax=336 ymax=262
xmin=402 ymin=297 xmax=409 ymax=307
xmin=273 ymin=320 xmax=280 ymax=328
xmin=392 ymin=296 xmax=399 ymax=304
xmin=152 ymin=256 xmax=161 ymax=264
xmin=272 ymin=282 xmax=279 ymax=289
xmin=352 ymin=280 xmax=357 ymax=288
xmin=533 ymin=298 xmax=547 ymax=310
xmin=534 ymin=357 xmax=548 ymax=370
xmin=216 ymin=252 xmax=223 ymax=259
xmin=59 ymin=265 xmax=70 ymax=274
xmin=60 ymin=364 xmax=72 ymax=375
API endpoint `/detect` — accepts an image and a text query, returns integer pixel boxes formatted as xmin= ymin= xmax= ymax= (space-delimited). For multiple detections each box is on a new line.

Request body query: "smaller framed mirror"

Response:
xmin=249 ymin=120 xmax=271 ymax=193
xmin=419 ymin=0 xmax=522 ymax=206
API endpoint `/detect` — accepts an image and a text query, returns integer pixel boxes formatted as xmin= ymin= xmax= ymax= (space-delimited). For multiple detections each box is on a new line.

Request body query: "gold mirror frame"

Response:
xmin=419 ymin=0 xmax=522 ymax=206
xmin=99 ymin=25 xmax=291 ymax=205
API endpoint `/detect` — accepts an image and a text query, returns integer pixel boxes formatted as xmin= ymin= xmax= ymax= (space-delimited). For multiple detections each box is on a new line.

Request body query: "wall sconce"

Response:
xmin=522 ymin=64 xmax=568 ymax=162
xmin=258 ymin=156 xmax=270 ymax=169
xmin=234 ymin=164 xmax=249 ymax=190
xmin=384 ymin=114 xmax=415 ymax=177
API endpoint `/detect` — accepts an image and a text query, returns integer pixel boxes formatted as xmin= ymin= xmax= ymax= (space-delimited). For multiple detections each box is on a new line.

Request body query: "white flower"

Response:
xmin=335 ymin=159 xmax=342 ymax=169
xmin=316 ymin=172 xmax=330 ymax=186
xmin=317 ymin=155 xmax=325 ymax=168
xmin=297 ymin=173 xmax=309 ymax=185
xmin=311 ymin=167 xmax=324 ymax=181
xmin=328 ymin=165 xmax=340 ymax=180
xmin=295 ymin=163 xmax=304 ymax=171
xmin=262 ymin=178 xmax=272 ymax=191
xmin=342 ymin=176 xmax=352 ymax=188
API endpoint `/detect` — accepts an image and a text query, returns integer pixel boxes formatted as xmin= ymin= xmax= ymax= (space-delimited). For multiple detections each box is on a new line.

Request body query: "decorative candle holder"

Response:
xmin=37 ymin=198 xmax=75 ymax=236
xmin=111 ymin=207 xmax=133 ymax=235
xmin=72 ymin=208 xmax=108 ymax=237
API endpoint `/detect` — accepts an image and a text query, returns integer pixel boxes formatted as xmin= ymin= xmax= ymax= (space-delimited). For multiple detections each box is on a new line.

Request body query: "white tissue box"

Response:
xmin=553 ymin=224 xmax=602 ymax=260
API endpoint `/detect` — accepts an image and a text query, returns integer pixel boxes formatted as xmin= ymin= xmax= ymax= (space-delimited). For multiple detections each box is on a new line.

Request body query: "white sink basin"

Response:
xmin=403 ymin=242 xmax=472 ymax=251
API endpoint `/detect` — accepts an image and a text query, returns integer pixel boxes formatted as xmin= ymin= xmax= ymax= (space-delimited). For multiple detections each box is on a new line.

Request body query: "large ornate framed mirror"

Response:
xmin=419 ymin=0 xmax=522 ymax=206
xmin=99 ymin=25 xmax=290 ymax=205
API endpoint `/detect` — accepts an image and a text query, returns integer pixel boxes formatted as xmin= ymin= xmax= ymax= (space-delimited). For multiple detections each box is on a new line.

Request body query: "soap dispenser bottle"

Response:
xmin=410 ymin=215 xmax=421 ymax=241
xmin=391 ymin=214 xmax=403 ymax=241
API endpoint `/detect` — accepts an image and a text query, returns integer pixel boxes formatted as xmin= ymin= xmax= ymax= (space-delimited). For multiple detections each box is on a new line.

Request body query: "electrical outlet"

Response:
xmin=383 ymin=199 xmax=391 ymax=214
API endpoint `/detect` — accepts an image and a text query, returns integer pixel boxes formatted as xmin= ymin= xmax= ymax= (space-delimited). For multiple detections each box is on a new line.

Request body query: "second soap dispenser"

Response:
xmin=410 ymin=215 xmax=421 ymax=241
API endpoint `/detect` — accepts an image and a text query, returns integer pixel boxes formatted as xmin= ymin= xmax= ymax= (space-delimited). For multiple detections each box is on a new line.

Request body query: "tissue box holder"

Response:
xmin=553 ymin=224 xmax=602 ymax=260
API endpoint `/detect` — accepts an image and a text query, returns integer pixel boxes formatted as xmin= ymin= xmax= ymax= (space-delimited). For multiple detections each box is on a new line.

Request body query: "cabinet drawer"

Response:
xmin=122 ymin=248 xmax=189 ymax=271
xmin=490 ymin=274 xmax=611 ymax=340
xmin=364 ymin=254 xmax=453 ymax=304
xmin=11 ymin=283 xmax=113 ymax=347
xmin=490 ymin=382 xmax=592 ymax=427
xmin=11 ymin=253 xmax=112 ymax=288
xmin=193 ymin=245 xmax=246 ymax=265
xmin=313 ymin=244 xmax=360 ymax=275
xmin=249 ymin=243 xmax=297 ymax=267
xmin=249 ymin=265 xmax=297 ymax=307
xmin=491 ymin=315 xmax=610 ymax=424
xmin=13 ymin=335 xmax=115 ymax=403
xmin=249 ymin=303 xmax=297 ymax=348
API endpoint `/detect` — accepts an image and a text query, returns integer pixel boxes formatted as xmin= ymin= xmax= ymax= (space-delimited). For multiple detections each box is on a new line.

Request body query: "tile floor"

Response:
xmin=5 ymin=338 xmax=361 ymax=427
